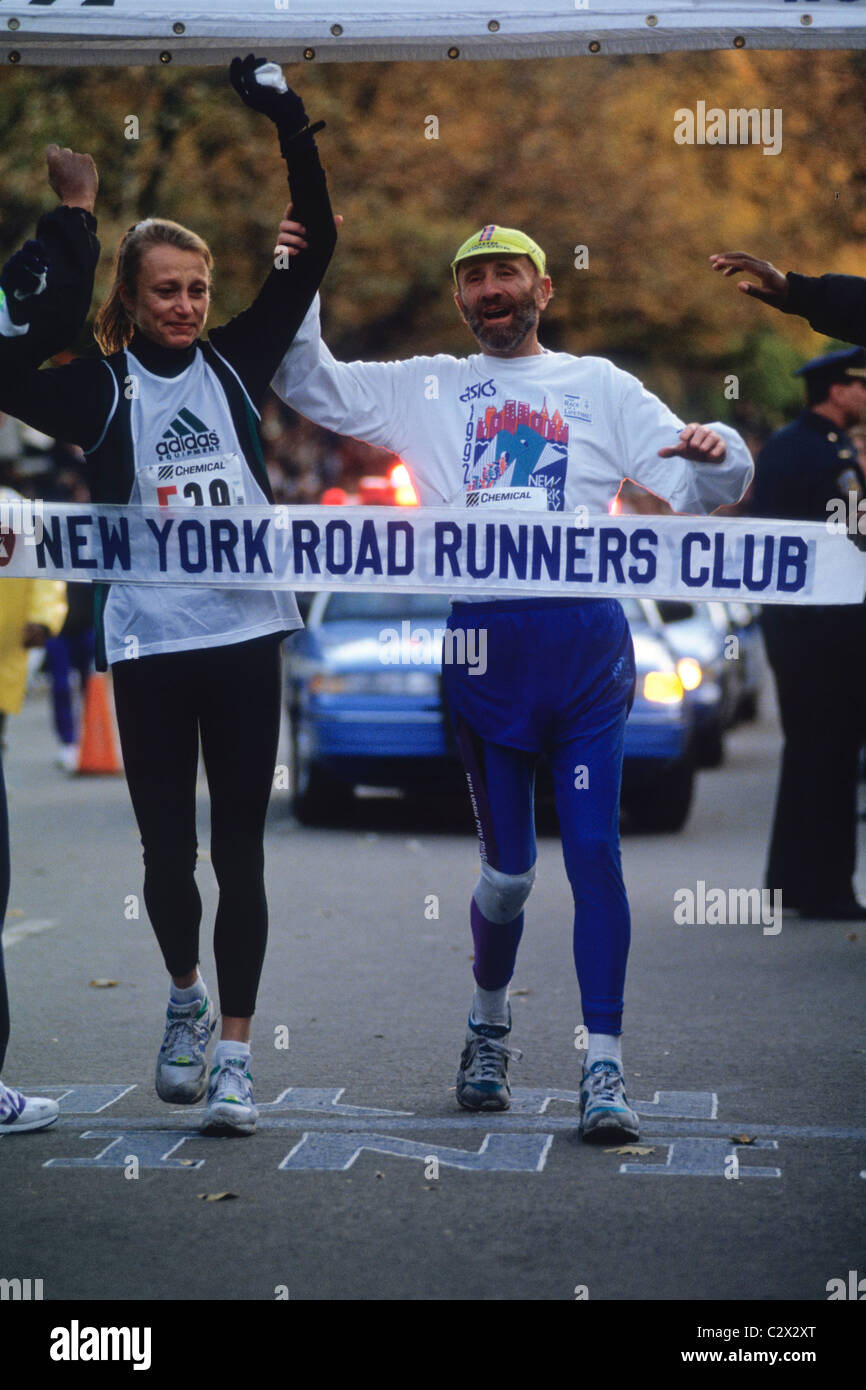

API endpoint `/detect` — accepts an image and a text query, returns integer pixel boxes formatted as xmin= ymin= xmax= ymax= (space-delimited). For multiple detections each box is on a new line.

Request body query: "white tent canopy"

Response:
xmin=4 ymin=1 xmax=866 ymax=67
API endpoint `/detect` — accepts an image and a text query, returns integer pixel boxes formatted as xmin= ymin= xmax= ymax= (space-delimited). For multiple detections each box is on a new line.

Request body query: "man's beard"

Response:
xmin=462 ymin=289 xmax=540 ymax=354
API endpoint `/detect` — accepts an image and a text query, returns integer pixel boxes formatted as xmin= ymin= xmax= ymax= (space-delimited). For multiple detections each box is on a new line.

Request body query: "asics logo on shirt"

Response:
xmin=156 ymin=406 xmax=221 ymax=459
xmin=459 ymin=379 xmax=497 ymax=402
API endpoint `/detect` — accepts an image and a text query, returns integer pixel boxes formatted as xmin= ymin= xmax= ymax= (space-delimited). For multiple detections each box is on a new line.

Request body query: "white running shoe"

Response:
xmin=579 ymin=1058 xmax=640 ymax=1143
xmin=55 ymin=743 xmax=79 ymax=774
xmin=0 ymin=1080 xmax=59 ymax=1133
xmin=155 ymin=994 xmax=217 ymax=1104
xmin=202 ymin=1057 xmax=257 ymax=1136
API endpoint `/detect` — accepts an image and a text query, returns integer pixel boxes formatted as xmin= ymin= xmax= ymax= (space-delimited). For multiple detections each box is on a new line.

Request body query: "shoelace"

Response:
xmin=586 ymin=1062 xmax=625 ymax=1104
xmin=0 ymin=1083 xmax=25 ymax=1120
xmin=212 ymin=1062 xmax=251 ymax=1103
xmin=471 ymin=1035 xmax=523 ymax=1081
xmin=163 ymin=1011 xmax=210 ymax=1059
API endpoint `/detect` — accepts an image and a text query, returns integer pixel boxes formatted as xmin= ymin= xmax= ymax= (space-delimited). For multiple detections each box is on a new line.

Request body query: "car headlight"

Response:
xmin=310 ymin=671 xmax=438 ymax=695
xmin=643 ymin=670 xmax=685 ymax=704
xmin=676 ymin=657 xmax=703 ymax=691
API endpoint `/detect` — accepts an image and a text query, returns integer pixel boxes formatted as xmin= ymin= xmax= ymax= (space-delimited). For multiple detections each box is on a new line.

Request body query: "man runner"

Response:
xmin=272 ymin=222 xmax=753 ymax=1140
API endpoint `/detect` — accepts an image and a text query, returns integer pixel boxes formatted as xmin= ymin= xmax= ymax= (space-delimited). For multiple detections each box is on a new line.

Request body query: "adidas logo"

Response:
xmin=156 ymin=407 xmax=220 ymax=459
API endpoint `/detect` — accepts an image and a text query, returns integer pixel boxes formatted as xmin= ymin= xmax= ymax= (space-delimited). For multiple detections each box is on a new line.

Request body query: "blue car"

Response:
xmin=285 ymin=591 xmax=697 ymax=831
xmin=619 ymin=600 xmax=698 ymax=831
xmin=285 ymin=592 xmax=460 ymax=822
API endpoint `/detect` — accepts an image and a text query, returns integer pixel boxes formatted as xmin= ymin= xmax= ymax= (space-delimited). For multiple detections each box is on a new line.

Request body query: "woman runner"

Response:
xmin=0 ymin=57 xmax=336 ymax=1135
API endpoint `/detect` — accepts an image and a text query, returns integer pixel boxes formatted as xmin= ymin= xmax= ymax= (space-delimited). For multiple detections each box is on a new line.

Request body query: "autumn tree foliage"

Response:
xmin=2 ymin=49 xmax=865 ymax=431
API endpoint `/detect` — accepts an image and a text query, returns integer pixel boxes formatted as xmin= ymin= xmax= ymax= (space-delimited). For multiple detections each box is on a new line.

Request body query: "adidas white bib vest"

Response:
xmin=102 ymin=346 xmax=300 ymax=663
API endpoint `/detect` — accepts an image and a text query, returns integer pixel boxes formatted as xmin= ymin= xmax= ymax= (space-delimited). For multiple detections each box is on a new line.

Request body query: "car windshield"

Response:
xmin=324 ymin=592 xmax=453 ymax=622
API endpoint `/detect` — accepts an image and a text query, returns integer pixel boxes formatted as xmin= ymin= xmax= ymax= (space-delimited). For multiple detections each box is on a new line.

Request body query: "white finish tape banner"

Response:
xmin=5 ymin=1 xmax=866 ymax=67
xmin=1 ymin=503 xmax=864 ymax=604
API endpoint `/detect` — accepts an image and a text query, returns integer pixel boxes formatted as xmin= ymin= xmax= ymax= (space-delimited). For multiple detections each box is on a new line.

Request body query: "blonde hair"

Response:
xmin=94 ymin=218 xmax=213 ymax=355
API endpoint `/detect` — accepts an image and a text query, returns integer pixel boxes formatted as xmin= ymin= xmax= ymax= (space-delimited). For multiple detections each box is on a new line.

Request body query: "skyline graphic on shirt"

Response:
xmin=468 ymin=397 xmax=568 ymax=510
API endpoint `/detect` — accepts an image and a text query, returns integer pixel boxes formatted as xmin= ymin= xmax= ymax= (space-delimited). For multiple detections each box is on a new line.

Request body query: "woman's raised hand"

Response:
xmin=46 ymin=145 xmax=98 ymax=214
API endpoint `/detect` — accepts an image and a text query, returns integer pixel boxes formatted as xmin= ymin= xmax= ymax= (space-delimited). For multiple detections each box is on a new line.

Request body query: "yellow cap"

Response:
xmin=451 ymin=225 xmax=546 ymax=284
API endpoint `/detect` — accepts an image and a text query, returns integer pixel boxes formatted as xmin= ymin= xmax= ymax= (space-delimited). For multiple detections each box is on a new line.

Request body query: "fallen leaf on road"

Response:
xmin=177 ymin=1159 xmax=197 ymax=1166
xmin=197 ymin=1192 xmax=238 ymax=1202
xmin=8 ymin=908 xmax=24 ymax=918
xmin=89 ymin=979 xmax=119 ymax=988
xmin=603 ymin=1145 xmax=655 ymax=1156
xmin=731 ymin=1133 xmax=756 ymax=1145
xmin=847 ymin=932 xmax=858 ymax=942
xmin=511 ymin=988 xmax=532 ymax=996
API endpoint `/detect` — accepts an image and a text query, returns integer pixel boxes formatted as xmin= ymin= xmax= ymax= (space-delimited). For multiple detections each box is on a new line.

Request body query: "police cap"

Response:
xmin=794 ymin=346 xmax=866 ymax=382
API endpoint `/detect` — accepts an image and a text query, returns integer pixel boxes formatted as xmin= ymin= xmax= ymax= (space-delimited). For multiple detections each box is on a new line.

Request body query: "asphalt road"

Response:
xmin=1 ymin=669 xmax=863 ymax=1332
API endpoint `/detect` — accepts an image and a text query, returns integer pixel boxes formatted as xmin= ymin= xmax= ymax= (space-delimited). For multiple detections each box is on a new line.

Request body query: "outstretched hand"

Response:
xmin=658 ymin=424 xmax=727 ymax=464
xmin=46 ymin=144 xmax=98 ymax=213
xmin=709 ymin=251 xmax=788 ymax=307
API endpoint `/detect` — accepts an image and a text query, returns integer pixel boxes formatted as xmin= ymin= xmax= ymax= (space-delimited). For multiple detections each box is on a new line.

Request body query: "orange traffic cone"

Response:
xmin=77 ymin=673 xmax=121 ymax=775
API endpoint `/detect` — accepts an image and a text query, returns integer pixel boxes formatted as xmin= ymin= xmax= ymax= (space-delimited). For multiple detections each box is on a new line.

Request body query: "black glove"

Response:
xmin=0 ymin=241 xmax=50 ymax=325
xmin=229 ymin=54 xmax=310 ymax=138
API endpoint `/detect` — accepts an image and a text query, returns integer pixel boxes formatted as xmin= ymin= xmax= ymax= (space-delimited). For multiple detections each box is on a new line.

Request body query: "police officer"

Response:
xmin=751 ymin=348 xmax=866 ymax=919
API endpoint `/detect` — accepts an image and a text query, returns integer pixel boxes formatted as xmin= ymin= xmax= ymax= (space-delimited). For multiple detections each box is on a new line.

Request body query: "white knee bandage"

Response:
xmin=473 ymin=860 xmax=536 ymax=924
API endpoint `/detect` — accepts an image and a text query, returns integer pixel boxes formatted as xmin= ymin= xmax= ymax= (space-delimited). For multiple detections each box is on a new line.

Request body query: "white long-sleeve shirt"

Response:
xmin=272 ymin=294 xmax=753 ymax=522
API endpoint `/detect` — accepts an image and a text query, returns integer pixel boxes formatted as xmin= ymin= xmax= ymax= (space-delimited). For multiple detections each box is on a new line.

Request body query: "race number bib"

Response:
xmin=139 ymin=453 xmax=247 ymax=508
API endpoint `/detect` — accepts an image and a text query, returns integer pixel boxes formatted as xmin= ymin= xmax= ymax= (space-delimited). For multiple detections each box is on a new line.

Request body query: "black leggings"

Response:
xmin=112 ymin=633 xmax=283 ymax=1018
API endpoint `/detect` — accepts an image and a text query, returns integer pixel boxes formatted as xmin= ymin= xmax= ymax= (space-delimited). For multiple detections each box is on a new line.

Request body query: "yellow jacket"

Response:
xmin=0 ymin=490 xmax=67 ymax=714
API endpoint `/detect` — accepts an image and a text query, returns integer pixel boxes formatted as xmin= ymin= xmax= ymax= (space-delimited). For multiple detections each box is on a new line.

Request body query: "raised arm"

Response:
xmin=269 ymin=293 xmax=417 ymax=455
xmin=208 ymin=56 xmax=337 ymax=404
xmin=710 ymin=248 xmax=866 ymax=349
xmin=0 ymin=146 xmax=109 ymax=447
xmin=0 ymin=145 xmax=99 ymax=364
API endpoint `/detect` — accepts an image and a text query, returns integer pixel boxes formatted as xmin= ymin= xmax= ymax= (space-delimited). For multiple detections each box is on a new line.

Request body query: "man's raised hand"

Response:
xmin=709 ymin=251 xmax=788 ymax=307
xmin=46 ymin=145 xmax=98 ymax=214
xmin=273 ymin=202 xmax=342 ymax=261
xmin=658 ymin=424 xmax=727 ymax=464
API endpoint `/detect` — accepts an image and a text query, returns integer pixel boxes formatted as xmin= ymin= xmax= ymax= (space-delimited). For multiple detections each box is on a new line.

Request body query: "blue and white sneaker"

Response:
xmin=456 ymin=1009 xmax=522 ymax=1111
xmin=579 ymin=1058 xmax=640 ymax=1143
xmin=0 ymin=1080 xmax=59 ymax=1133
xmin=202 ymin=1057 xmax=257 ymax=1136
xmin=155 ymin=994 xmax=217 ymax=1104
